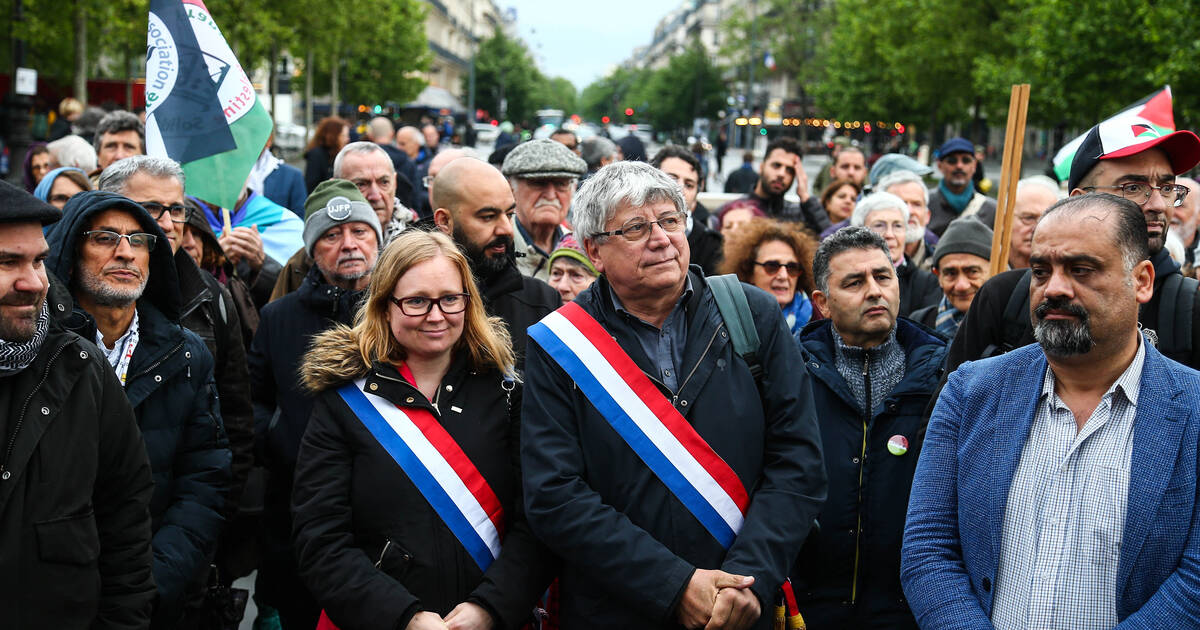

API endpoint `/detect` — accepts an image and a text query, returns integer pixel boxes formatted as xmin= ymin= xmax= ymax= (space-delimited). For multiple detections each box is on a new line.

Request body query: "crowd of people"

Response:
xmin=4 ymin=98 xmax=1200 ymax=630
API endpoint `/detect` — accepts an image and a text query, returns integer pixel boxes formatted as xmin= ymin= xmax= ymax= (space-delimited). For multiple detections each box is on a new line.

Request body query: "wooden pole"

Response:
xmin=989 ymin=84 xmax=1031 ymax=276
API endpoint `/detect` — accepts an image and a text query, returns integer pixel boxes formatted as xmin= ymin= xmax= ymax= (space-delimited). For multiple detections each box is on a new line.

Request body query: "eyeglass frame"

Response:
xmin=388 ymin=293 xmax=470 ymax=317
xmin=82 ymin=229 xmax=158 ymax=252
xmin=753 ymin=259 xmax=802 ymax=277
xmin=1081 ymin=182 xmax=1190 ymax=208
xmin=139 ymin=201 xmax=192 ymax=224
xmin=593 ymin=210 xmax=689 ymax=242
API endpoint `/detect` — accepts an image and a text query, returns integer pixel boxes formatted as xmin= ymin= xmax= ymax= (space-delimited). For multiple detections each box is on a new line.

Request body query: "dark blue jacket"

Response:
xmin=46 ymin=191 xmax=231 ymax=624
xmin=792 ymin=318 xmax=946 ymax=629
xmin=903 ymin=341 xmax=1200 ymax=628
xmin=521 ymin=268 xmax=827 ymax=629
xmin=263 ymin=162 xmax=308 ymax=218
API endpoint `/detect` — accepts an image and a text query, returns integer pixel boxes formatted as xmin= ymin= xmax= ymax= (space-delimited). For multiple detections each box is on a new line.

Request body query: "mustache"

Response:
xmin=534 ymin=197 xmax=562 ymax=209
xmin=103 ymin=263 xmax=143 ymax=279
xmin=0 ymin=292 xmax=42 ymax=307
xmin=1034 ymin=297 xmax=1089 ymax=321
xmin=336 ymin=253 xmax=367 ymax=265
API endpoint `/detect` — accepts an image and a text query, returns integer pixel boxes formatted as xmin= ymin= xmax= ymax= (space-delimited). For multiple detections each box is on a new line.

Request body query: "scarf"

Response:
xmin=938 ymin=180 xmax=976 ymax=214
xmin=781 ymin=291 xmax=813 ymax=334
xmin=0 ymin=301 xmax=50 ymax=377
xmin=245 ymin=149 xmax=283 ymax=195
xmin=934 ymin=295 xmax=964 ymax=337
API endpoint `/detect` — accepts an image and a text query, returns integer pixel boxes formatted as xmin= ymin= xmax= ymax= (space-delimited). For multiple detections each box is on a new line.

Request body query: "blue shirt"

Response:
xmin=609 ymin=276 xmax=694 ymax=392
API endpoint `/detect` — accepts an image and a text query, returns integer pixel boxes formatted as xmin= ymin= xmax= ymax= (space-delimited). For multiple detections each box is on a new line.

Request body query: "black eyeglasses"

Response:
xmin=595 ymin=211 xmax=688 ymax=242
xmin=1082 ymin=182 xmax=1190 ymax=208
xmin=389 ymin=293 xmax=469 ymax=316
xmin=139 ymin=201 xmax=192 ymax=224
xmin=83 ymin=230 xmax=157 ymax=252
xmin=754 ymin=260 xmax=801 ymax=277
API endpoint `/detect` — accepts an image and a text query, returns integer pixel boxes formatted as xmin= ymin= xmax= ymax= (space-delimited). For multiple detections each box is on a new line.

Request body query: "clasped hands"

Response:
xmin=405 ymin=602 xmax=494 ymax=630
xmin=676 ymin=568 xmax=761 ymax=630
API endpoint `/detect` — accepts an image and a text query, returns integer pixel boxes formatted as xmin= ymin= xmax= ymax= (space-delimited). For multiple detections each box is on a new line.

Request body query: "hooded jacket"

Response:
xmin=792 ymin=317 xmax=947 ymax=629
xmin=184 ymin=203 xmax=260 ymax=347
xmin=291 ymin=327 xmax=554 ymax=630
xmin=45 ymin=191 xmax=232 ymax=624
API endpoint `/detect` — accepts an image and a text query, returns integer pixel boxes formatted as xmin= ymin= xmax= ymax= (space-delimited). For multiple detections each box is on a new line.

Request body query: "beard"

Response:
xmin=1033 ymin=297 xmax=1094 ymax=357
xmin=454 ymin=224 xmax=514 ymax=279
xmin=321 ymin=252 xmax=376 ymax=284
xmin=0 ymin=290 xmax=46 ymax=343
xmin=905 ymin=224 xmax=926 ymax=244
xmin=76 ymin=263 xmax=147 ymax=308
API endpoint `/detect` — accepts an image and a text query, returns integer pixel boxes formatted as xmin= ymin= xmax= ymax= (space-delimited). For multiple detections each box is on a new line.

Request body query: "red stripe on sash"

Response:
xmin=557 ymin=302 xmax=750 ymax=513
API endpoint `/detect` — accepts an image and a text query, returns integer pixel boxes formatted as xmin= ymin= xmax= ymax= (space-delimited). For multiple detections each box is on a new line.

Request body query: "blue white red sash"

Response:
xmin=528 ymin=301 xmax=749 ymax=548
xmin=336 ymin=379 xmax=504 ymax=571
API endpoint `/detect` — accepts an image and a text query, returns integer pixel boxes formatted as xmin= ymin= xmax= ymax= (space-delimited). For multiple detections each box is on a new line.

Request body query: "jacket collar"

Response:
xmin=801 ymin=317 xmax=946 ymax=407
xmin=175 ymin=248 xmax=215 ymax=320
xmin=297 ymin=264 xmax=364 ymax=323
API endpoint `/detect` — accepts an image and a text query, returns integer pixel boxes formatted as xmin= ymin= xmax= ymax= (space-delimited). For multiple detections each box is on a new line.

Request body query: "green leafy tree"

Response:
xmin=579 ymin=65 xmax=652 ymax=122
xmin=534 ymin=76 xmax=578 ymax=115
xmin=467 ymin=28 xmax=545 ymax=124
xmin=640 ymin=42 xmax=726 ymax=136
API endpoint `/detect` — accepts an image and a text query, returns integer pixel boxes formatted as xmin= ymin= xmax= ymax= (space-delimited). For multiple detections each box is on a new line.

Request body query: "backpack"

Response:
xmin=708 ymin=274 xmax=765 ymax=384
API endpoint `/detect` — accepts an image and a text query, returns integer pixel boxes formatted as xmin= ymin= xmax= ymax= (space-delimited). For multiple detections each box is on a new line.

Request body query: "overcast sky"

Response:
xmin=506 ymin=0 xmax=683 ymax=91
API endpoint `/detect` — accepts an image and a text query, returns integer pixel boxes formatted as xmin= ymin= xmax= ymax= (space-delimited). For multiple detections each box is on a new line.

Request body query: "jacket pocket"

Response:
xmin=375 ymin=538 xmax=413 ymax=581
xmin=35 ymin=510 xmax=100 ymax=565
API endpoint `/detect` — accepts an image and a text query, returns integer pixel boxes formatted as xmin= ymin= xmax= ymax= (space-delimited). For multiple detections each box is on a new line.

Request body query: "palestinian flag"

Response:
xmin=145 ymin=0 xmax=272 ymax=210
xmin=1052 ymin=86 xmax=1176 ymax=183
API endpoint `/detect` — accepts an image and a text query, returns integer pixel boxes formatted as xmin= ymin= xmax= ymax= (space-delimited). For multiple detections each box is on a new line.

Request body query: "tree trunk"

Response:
xmin=125 ymin=46 xmax=133 ymax=109
xmin=73 ymin=2 xmax=87 ymax=102
xmin=268 ymin=44 xmax=278 ymax=126
xmin=305 ymin=49 xmax=314 ymax=133
xmin=330 ymin=55 xmax=340 ymax=120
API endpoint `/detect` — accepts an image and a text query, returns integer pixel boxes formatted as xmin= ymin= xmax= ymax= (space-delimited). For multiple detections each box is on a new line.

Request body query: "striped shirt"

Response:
xmin=991 ymin=337 xmax=1144 ymax=630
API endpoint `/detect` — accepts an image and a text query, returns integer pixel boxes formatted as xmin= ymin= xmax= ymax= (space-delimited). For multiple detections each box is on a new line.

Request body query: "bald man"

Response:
xmin=419 ymin=148 xmax=468 ymax=221
xmin=433 ymin=158 xmax=560 ymax=369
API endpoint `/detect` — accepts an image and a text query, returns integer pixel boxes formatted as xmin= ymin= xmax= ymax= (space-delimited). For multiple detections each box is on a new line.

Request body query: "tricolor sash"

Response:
xmin=528 ymin=301 xmax=749 ymax=548
xmin=336 ymin=379 xmax=504 ymax=571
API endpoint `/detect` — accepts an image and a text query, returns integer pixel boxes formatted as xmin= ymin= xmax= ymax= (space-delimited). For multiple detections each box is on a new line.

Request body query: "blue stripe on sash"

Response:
xmin=337 ymin=383 xmax=495 ymax=571
xmin=529 ymin=322 xmax=737 ymax=548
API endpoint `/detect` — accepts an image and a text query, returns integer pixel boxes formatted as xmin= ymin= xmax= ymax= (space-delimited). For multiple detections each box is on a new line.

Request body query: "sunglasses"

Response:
xmin=754 ymin=260 xmax=801 ymax=277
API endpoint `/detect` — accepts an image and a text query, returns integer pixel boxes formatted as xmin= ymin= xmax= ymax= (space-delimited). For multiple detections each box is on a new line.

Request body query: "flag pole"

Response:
xmin=990 ymin=84 xmax=1031 ymax=276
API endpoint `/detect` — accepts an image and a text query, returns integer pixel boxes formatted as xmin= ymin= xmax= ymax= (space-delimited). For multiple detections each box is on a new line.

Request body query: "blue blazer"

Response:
xmin=901 ymin=342 xmax=1200 ymax=629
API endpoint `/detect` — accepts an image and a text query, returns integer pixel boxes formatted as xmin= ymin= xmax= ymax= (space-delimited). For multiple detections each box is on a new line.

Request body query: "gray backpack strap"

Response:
xmin=708 ymin=274 xmax=763 ymax=382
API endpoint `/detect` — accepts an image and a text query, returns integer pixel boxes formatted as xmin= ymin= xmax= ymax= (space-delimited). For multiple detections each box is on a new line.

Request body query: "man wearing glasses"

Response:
xmin=98 ymin=155 xmax=255 ymax=623
xmin=522 ymin=161 xmax=826 ymax=630
xmin=44 ymin=189 xmax=231 ymax=627
xmin=927 ymin=137 xmax=997 ymax=238
xmin=946 ymin=121 xmax=1200 ymax=372
xmin=501 ymin=139 xmax=588 ymax=282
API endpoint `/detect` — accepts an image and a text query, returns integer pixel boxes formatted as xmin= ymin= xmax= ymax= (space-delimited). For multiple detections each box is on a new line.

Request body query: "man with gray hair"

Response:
xmin=521 ymin=161 xmax=826 ymax=630
xmin=791 ymin=226 xmax=946 ymax=628
xmin=99 ymin=155 xmax=255 ymax=620
xmin=1008 ymin=176 xmax=1060 ymax=270
xmin=878 ymin=170 xmax=939 ymax=270
xmin=93 ymin=110 xmax=145 ymax=176
xmin=851 ymin=192 xmax=941 ymax=318
xmin=579 ymin=136 xmax=618 ymax=185
xmin=501 ymin=138 xmax=588 ymax=281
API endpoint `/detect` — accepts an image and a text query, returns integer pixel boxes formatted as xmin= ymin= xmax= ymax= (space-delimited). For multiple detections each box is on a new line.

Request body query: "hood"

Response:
xmin=46 ymin=190 xmax=183 ymax=323
xmin=33 ymin=166 xmax=87 ymax=202
xmin=300 ymin=324 xmax=368 ymax=392
xmin=184 ymin=196 xmax=229 ymax=261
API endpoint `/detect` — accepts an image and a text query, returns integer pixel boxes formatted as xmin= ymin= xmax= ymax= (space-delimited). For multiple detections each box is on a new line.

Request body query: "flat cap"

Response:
xmin=501 ymin=139 xmax=587 ymax=179
xmin=0 ymin=178 xmax=61 ymax=225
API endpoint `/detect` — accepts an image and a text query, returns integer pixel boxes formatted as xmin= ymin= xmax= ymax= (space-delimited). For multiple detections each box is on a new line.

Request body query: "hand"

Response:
xmin=676 ymin=569 xmax=755 ymax=629
xmin=219 ymin=225 xmax=265 ymax=271
xmin=793 ymin=155 xmax=810 ymax=202
xmin=443 ymin=602 xmax=495 ymax=630
xmin=405 ymin=611 xmax=449 ymax=630
xmin=704 ymin=586 xmax=761 ymax=630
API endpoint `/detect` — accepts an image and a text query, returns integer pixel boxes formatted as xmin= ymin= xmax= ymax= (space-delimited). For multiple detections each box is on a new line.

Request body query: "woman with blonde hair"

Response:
xmin=720 ymin=217 xmax=819 ymax=334
xmin=293 ymin=230 xmax=552 ymax=630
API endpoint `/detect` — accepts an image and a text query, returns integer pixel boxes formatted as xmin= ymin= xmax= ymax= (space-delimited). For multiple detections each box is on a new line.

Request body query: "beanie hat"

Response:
xmin=547 ymin=234 xmax=598 ymax=277
xmin=932 ymin=217 xmax=993 ymax=269
xmin=302 ymin=179 xmax=382 ymax=256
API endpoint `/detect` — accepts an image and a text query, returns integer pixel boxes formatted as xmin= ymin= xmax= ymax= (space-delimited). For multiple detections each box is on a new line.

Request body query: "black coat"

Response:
xmin=478 ymin=259 xmax=560 ymax=372
xmin=248 ymin=264 xmax=365 ymax=624
xmin=792 ymin=318 xmax=946 ymax=629
xmin=377 ymin=143 xmax=420 ymax=211
xmin=0 ymin=326 xmax=156 ymax=630
xmin=304 ymin=146 xmax=335 ymax=194
xmin=46 ymin=192 xmax=232 ymax=625
xmin=926 ymin=188 xmax=997 ymax=238
xmin=688 ymin=205 xmax=724 ymax=276
xmin=293 ymin=358 xmax=554 ymax=630
xmin=896 ymin=256 xmax=941 ymax=319
xmin=521 ymin=269 xmax=827 ymax=629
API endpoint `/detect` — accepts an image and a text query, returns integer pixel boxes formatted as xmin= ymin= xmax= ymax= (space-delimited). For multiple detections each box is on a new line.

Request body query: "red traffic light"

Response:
xmin=601 ymin=116 xmax=610 ymax=124
xmin=624 ymin=108 xmax=634 ymax=116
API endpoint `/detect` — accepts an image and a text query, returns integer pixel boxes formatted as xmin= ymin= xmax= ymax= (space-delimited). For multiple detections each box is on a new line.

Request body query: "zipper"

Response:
xmin=1 ymin=339 xmax=71 ymax=477
xmin=126 ymin=339 xmax=185 ymax=383
xmin=672 ymin=323 xmax=723 ymax=406
xmin=851 ymin=352 xmax=871 ymax=605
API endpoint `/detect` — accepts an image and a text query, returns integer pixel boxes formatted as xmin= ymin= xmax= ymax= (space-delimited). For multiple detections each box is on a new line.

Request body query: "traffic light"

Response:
xmin=601 ymin=116 xmax=610 ymax=124
xmin=373 ymin=105 xmax=382 ymax=114
xmin=624 ymin=107 xmax=634 ymax=117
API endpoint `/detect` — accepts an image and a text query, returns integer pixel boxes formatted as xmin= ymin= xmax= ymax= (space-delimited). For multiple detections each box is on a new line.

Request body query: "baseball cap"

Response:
xmin=937 ymin=137 xmax=974 ymax=158
xmin=1067 ymin=121 xmax=1200 ymax=191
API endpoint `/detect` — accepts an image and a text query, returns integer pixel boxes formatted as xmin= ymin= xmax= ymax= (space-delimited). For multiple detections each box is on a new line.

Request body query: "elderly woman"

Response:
xmin=849 ymin=192 xmax=940 ymax=318
xmin=293 ymin=230 xmax=551 ymax=630
xmin=33 ymin=166 xmax=91 ymax=210
xmin=547 ymin=234 xmax=598 ymax=302
xmin=720 ymin=218 xmax=819 ymax=333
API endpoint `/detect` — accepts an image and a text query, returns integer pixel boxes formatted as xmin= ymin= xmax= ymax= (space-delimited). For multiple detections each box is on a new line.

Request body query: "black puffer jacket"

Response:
xmin=46 ymin=192 xmax=232 ymax=624
xmin=0 ymin=323 xmax=155 ymax=630
xmin=248 ymin=264 xmax=365 ymax=625
xmin=792 ymin=318 xmax=946 ymax=629
xmin=477 ymin=258 xmax=560 ymax=372
xmin=293 ymin=337 xmax=555 ymax=630
xmin=896 ymin=256 xmax=941 ymax=318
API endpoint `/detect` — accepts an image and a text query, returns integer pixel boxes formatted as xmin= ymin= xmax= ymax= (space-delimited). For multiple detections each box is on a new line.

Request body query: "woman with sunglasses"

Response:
xmin=293 ymin=230 xmax=552 ymax=630
xmin=720 ymin=218 xmax=819 ymax=334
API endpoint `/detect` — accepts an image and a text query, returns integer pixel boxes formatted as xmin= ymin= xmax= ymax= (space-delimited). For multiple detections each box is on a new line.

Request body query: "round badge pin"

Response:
xmin=887 ymin=435 xmax=908 ymax=456
xmin=325 ymin=196 xmax=354 ymax=221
